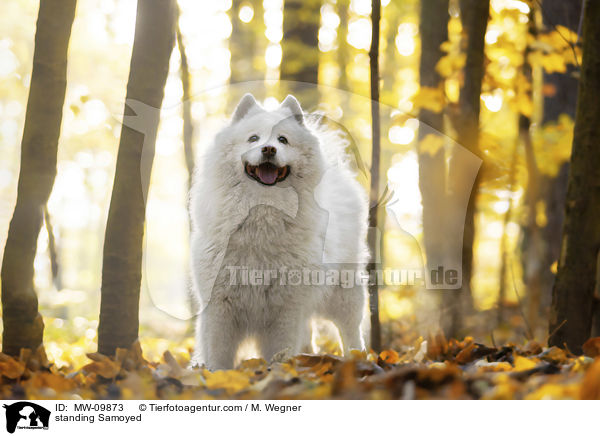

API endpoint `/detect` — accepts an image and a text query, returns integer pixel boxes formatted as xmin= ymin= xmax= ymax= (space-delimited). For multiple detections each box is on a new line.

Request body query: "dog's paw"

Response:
xmin=188 ymin=356 xmax=205 ymax=371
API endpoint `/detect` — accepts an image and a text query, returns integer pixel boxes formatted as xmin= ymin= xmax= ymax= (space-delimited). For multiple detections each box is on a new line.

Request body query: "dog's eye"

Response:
xmin=248 ymin=134 xmax=259 ymax=143
xmin=278 ymin=135 xmax=288 ymax=144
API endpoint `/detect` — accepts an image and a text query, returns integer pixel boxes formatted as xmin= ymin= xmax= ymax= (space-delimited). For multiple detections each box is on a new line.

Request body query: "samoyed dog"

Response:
xmin=190 ymin=94 xmax=369 ymax=369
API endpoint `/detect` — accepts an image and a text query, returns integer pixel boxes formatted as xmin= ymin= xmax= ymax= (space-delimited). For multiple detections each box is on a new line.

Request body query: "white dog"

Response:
xmin=189 ymin=94 xmax=369 ymax=369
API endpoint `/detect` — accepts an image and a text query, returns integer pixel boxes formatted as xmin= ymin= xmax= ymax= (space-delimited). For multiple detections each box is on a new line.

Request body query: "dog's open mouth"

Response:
xmin=245 ymin=162 xmax=290 ymax=185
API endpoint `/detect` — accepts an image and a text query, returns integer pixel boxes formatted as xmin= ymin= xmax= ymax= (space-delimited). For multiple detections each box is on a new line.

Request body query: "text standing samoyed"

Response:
xmin=190 ymin=94 xmax=369 ymax=369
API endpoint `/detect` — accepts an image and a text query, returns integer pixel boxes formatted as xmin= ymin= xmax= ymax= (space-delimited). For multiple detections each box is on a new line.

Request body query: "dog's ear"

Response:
xmin=280 ymin=95 xmax=304 ymax=125
xmin=232 ymin=93 xmax=259 ymax=123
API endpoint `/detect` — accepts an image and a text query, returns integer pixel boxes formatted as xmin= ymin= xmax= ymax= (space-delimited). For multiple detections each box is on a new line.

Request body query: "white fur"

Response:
xmin=189 ymin=94 xmax=369 ymax=369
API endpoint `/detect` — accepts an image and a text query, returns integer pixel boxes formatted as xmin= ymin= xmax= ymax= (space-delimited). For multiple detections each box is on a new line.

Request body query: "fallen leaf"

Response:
xmin=379 ymin=349 xmax=400 ymax=365
xmin=0 ymin=357 xmax=26 ymax=379
xmin=583 ymin=337 xmax=600 ymax=358
xmin=82 ymin=353 xmax=121 ymax=379
xmin=427 ymin=332 xmax=448 ymax=361
xmin=580 ymin=358 xmax=600 ymax=400
xmin=513 ymin=356 xmax=538 ymax=372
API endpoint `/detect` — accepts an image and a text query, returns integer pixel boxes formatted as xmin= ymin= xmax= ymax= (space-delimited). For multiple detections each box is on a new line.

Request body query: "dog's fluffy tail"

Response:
xmin=305 ymin=113 xmax=366 ymax=179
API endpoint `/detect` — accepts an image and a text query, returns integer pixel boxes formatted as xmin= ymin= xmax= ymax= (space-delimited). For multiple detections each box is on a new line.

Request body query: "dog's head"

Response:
xmin=212 ymin=94 xmax=324 ymax=190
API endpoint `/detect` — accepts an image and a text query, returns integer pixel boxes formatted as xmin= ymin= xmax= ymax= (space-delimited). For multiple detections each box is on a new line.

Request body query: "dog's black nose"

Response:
xmin=261 ymin=145 xmax=277 ymax=157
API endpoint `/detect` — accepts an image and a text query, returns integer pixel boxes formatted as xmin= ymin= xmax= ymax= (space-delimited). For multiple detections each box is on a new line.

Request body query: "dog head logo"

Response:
xmin=2 ymin=402 xmax=50 ymax=433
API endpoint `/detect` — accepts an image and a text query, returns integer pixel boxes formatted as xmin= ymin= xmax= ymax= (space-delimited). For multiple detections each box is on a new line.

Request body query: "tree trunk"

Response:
xmin=1 ymin=0 xmax=77 ymax=356
xmin=497 ymin=143 xmax=519 ymax=325
xmin=417 ymin=0 xmax=450 ymax=331
xmin=519 ymin=9 xmax=544 ymax=335
xmin=97 ymin=0 xmax=176 ymax=356
xmin=538 ymin=0 xmax=582 ymax=319
xmin=229 ymin=0 xmax=265 ymax=85
xmin=444 ymin=0 xmax=489 ymax=338
xmin=367 ymin=0 xmax=382 ymax=352
xmin=336 ymin=0 xmax=350 ymax=92
xmin=176 ymin=7 xmax=194 ymax=193
xmin=548 ymin=0 xmax=600 ymax=353
xmin=381 ymin=0 xmax=402 ymax=96
xmin=281 ymin=0 xmax=321 ymax=107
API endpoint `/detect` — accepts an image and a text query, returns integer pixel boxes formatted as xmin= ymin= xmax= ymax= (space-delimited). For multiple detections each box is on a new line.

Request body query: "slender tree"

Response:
xmin=417 ymin=0 xmax=450 ymax=329
xmin=176 ymin=7 xmax=194 ymax=192
xmin=97 ymin=0 xmax=176 ymax=356
xmin=519 ymin=8 xmax=544 ymax=333
xmin=367 ymin=0 xmax=382 ymax=352
xmin=498 ymin=9 xmax=538 ymax=322
xmin=444 ymin=0 xmax=489 ymax=338
xmin=381 ymin=0 xmax=402 ymax=97
xmin=538 ymin=0 xmax=582 ymax=317
xmin=497 ymin=143 xmax=519 ymax=325
xmin=229 ymin=0 xmax=265 ymax=85
xmin=549 ymin=0 xmax=600 ymax=353
xmin=1 ymin=0 xmax=77 ymax=356
xmin=280 ymin=0 xmax=321 ymax=107
xmin=336 ymin=0 xmax=350 ymax=92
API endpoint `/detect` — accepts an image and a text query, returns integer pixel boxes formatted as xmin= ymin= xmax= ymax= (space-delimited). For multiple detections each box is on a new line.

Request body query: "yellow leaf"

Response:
xmin=481 ymin=373 xmax=517 ymax=400
xmin=525 ymin=383 xmax=578 ymax=400
xmin=280 ymin=362 xmax=299 ymax=377
xmin=517 ymin=93 xmax=533 ymax=116
xmin=412 ymin=86 xmax=445 ymax=113
xmin=445 ymin=79 xmax=459 ymax=103
xmin=536 ymin=200 xmax=547 ymax=228
xmin=555 ymin=25 xmax=578 ymax=44
xmin=419 ymin=134 xmax=445 ymax=157
xmin=541 ymin=52 xmax=567 ymax=73
xmin=562 ymin=45 xmax=581 ymax=66
xmin=203 ymin=369 xmax=251 ymax=393
xmin=350 ymin=349 xmax=367 ymax=360
xmin=448 ymin=16 xmax=462 ymax=35
xmin=481 ymin=362 xmax=512 ymax=372
xmin=238 ymin=358 xmax=267 ymax=371
xmin=436 ymin=55 xmax=454 ymax=78
xmin=513 ymin=355 xmax=537 ymax=371
xmin=541 ymin=346 xmax=567 ymax=363
xmin=527 ymin=50 xmax=545 ymax=69
xmin=572 ymin=355 xmax=591 ymax=373
xmin=440 ymin=40 xmax=453 ymax=53
xmin=435 ymin=53 xmax=466 ymax=78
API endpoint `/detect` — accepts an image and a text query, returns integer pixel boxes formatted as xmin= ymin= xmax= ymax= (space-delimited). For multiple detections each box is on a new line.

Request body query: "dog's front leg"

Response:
xmin=259 ymin=310 xmax=304 ymax=362
xmin=195 ymin=301 xmax=241 ymax=370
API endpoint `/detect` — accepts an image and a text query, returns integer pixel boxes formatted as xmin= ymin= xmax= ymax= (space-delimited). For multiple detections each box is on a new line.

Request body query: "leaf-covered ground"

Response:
xmin=2 ymin=335 xmax=600 ymax=400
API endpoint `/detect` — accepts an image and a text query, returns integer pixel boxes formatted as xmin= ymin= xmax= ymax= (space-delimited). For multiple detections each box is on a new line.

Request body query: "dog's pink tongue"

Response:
xmin=257 ymin=164 xmax=278 ymax=184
